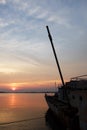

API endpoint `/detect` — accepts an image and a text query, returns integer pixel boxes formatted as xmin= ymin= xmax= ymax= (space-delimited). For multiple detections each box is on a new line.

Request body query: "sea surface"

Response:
xmin=0 ymin=93 xmax=65 ymax=130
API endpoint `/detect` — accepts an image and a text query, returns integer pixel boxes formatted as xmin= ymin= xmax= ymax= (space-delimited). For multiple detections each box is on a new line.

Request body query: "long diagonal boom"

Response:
xmin=46 ymin=26 xmax=65 ymax=87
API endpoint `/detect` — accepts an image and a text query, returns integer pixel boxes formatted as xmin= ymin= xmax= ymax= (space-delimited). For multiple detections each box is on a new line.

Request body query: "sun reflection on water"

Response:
xmin=0 ymin=94 xmax=48 ymax=124
xmin=10 ymin=94 xmax=16 ymax=107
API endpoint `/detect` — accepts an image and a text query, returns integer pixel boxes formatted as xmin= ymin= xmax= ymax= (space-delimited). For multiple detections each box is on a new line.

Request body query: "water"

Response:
xmin=0 ymin=93 xmax=65 ymax=130
xmin=0 ymin=93 xmax=48 ymax=130
xmin=0 ymin=93 xmax=81 ymax=130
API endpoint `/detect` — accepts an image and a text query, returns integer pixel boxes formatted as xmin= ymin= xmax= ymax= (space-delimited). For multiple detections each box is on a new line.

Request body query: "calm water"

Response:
xmin=0 ymin=93 xmax=65 ymax=130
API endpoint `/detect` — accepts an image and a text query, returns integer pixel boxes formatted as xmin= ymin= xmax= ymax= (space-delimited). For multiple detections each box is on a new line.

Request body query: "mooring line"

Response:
xmin=0 ymin=116 xmax=44 ymax=126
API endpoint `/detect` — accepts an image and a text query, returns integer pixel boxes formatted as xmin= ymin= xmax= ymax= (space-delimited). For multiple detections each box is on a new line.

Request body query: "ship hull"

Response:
xmin=69 ymin=90 xmax=87 ymax=130
xmin=45 ymin=94 xmax=79 ymax=129
xmin=45 ymin=90 xmax=87 ymax=130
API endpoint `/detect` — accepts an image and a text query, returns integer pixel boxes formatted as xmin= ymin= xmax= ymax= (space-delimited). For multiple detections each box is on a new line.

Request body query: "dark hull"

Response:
xmin=45 ymin=94 xmax=79 ymax=129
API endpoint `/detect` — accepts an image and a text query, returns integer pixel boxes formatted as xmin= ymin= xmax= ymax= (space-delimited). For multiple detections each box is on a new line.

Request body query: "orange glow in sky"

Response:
xmin=10 ymin=83 xmax=18 ymax=91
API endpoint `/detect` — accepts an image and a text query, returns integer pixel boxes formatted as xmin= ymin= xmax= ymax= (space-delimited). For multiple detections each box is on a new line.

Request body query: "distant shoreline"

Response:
xmin=0 ymin=91 xmax=56 ymax=93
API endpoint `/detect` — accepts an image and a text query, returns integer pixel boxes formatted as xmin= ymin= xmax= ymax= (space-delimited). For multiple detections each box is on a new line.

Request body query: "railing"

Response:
xmin=71 ymin=75 xmax=87 ymax=81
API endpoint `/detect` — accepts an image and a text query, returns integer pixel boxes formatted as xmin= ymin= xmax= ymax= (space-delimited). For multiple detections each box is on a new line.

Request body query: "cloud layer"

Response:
xmin=0 ymin=0 xmax=87 ymax=89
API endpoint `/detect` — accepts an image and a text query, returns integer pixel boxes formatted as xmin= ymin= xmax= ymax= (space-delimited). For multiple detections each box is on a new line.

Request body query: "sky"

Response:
xmin=0 ymin=0 xmax=87 ymax=91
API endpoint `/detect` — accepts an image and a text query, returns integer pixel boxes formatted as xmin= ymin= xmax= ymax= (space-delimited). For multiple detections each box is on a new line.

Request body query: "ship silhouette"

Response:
xmin=45 ymin=26 xmax=87 ymax=130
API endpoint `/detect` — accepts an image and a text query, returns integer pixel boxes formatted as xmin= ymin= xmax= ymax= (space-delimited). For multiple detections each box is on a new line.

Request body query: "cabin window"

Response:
xmin=79 ymin=96 xmax=82 ymax=101
xmin=72 ymin=95 xmax=75 ymax=99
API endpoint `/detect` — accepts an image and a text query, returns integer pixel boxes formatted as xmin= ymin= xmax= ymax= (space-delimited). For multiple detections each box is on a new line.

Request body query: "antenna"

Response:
xmin=46 ymin=26 xmax=65 ymax=87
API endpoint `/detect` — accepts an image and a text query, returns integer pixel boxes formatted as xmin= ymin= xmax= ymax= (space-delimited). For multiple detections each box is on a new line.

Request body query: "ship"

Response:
xmin=45 ymin=26 xmax=87 ymax=130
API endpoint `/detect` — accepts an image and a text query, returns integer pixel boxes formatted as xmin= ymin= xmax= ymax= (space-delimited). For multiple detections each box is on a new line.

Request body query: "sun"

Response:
xmin=10 ymin=83 xmax=17 ymax=91
xmin=12 ymin=87 xmax=16 ymax=91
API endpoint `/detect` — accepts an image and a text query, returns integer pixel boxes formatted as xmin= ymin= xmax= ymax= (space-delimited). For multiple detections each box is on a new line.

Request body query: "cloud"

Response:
xmin=0 ymin=0 xmax=87 ymax=81
xmin=46 ymin=15 xmax=70 ymax=28
xmin=28 ymin=6 xmax=41 ymax=16
xmin=10 ymin=0 xmax=71 ymax=28
xmin=0 ymin=18 xmax=9 ymax=27
xmin=0 ymin=0 xmax=6 ymax=4
xmin=0 ymin=18 xmax=16 ymax=28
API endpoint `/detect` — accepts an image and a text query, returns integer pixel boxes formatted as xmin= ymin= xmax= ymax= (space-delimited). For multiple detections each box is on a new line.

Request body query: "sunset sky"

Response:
xmin=0 ymin=0 xmax=87 ymax=91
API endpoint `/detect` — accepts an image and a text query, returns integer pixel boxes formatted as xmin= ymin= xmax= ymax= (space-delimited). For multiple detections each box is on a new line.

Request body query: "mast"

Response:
xmin=46 ymin=26 xmax=65 ymax=87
